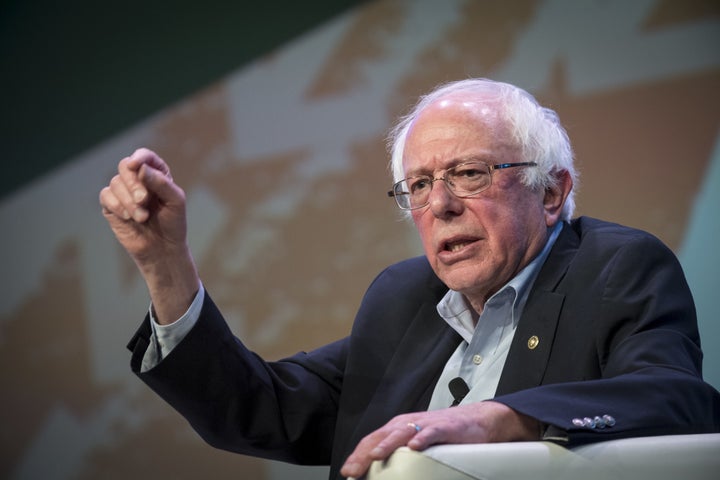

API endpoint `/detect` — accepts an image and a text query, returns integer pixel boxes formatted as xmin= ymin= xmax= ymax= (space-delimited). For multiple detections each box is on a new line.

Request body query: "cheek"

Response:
xmin=414 ymin=220 xmax=435 ymax=255
xmin=482 ymin=218 xmax=529 ymax=262
xmin=412 ymin=213 xmax=443 ymax=265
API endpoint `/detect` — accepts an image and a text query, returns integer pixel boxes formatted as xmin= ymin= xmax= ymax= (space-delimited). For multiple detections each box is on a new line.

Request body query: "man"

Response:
xmin=99 ymin=78 xmax=720 ymax=480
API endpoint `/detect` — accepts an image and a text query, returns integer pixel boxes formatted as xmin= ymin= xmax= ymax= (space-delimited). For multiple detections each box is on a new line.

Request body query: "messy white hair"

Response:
xmin=388 ymin=78 xmax=577 ymax=220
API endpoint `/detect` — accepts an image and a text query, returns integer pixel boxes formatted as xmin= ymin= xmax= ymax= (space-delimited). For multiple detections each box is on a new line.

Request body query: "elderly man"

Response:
xmin=100 ymin=78 xmax=720 ymax=480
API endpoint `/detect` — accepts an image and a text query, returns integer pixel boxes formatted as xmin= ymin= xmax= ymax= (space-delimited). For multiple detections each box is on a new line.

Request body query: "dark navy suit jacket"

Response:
xmin=128 ymin=217 xmax=720 ymax=479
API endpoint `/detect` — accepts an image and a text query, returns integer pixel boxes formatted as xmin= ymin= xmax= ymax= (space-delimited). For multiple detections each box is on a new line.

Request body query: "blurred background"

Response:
xmin=1 ymin=1 xmax=718 ymax=478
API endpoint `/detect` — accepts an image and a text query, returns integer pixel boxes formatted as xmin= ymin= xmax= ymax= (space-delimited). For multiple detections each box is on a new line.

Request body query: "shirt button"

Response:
xmin=472 ymin=354 xmax=483 ymax=365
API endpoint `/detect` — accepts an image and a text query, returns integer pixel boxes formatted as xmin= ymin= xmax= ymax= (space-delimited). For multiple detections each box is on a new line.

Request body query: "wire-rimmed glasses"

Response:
xmin=387 ymin=161 xmax=537 ymax=210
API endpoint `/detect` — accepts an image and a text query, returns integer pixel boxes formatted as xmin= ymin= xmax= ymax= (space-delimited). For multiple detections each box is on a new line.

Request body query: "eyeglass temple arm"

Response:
xmin=491 ymin=161 xmax=537 ymax=170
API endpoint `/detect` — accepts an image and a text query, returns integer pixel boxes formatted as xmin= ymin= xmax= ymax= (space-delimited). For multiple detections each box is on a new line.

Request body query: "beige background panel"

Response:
xmin=1 ymin=1 xmax=718 ymax=479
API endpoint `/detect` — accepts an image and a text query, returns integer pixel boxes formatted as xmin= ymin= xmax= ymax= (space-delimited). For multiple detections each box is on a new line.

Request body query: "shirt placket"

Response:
xmin=459 ymin=288 xmax=515 ymax=395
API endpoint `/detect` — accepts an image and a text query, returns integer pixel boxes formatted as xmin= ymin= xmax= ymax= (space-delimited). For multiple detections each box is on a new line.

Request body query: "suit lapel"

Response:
xmin=495 ymin=222 xmax=579 ymax=395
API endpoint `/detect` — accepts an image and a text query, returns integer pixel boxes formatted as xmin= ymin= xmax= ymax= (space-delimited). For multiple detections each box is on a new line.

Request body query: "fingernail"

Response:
xmin=133 ymin=189 xmax=146 ymax=202
xmin=122 ymin=209 xmax=131 ymax=220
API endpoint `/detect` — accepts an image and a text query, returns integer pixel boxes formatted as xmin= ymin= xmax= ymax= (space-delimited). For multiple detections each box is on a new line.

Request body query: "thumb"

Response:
xmin=128 ymin=147 xmax=171 ymax=176
xmin=138 ymin=162 xmax=185 ymax=207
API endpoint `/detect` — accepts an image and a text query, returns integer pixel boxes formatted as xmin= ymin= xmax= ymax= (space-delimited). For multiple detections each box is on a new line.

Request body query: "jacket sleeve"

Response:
xmin=494 ymin=228 xmax=720 ymax=446
xmin=127 ymin=290 xmax=347 ymax=465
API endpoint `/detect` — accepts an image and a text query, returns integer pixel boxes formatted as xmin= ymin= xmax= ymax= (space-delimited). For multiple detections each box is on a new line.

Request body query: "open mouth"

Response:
xmin=444 ymin=239 xmax=476 ymax=252
xmin=441 ymin=236 xmax=480 ymax=254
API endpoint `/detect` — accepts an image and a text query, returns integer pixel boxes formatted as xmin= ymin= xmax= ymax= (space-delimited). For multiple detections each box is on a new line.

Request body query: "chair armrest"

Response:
xmin=364 ymin=434 xmax=720 ymax=480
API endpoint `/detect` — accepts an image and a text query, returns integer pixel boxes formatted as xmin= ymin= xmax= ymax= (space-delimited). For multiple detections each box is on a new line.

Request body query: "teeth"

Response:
xmin=447 ymin=241 xmax=471 ymax=252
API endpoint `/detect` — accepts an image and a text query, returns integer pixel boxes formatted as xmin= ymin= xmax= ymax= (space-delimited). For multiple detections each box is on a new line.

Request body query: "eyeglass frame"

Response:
xmin=387 ymin=161 xmax=538 ymax=210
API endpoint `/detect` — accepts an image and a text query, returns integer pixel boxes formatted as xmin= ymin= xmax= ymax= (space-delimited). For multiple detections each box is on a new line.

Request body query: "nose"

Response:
xmin=428 ymin=179 xmax=463 ymax=218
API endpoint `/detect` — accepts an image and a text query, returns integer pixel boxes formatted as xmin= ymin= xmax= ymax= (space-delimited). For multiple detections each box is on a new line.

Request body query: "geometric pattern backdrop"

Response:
xmin=1 ymin=1 xmax=718 ymax=478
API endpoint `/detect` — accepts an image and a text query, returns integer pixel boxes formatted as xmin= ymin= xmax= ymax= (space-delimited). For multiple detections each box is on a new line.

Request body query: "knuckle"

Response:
xmin=391 ymin=414 xmax=412 ymax=427
xmin=110 ymin=174 xmax=130 ymax=193
xmin=98 ymin=188 xmax=110 ymax=207
xmin=429 ymin=424 xmax=447 ymax=437
xmin=356 ymin=434 xmax=375 ymax=450
xmin=109 ymin=174 xmax=122 ymax=187
xmin=105 ymin=196 xmax=121 ymax=212
xmin=118 ymin=156 xmax=132 ymax=170
xmin=133 ymin=147 xmax=151 ymax=157
xmin=137 ymin=147 xmax=154 ymax=155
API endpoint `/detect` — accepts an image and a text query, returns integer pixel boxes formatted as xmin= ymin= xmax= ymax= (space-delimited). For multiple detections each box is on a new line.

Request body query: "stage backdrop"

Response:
xmin=1 ymin=1 xmax=718 ymax=479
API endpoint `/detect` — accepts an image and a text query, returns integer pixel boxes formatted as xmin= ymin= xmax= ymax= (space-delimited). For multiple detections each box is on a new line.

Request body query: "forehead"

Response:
xmin=403 ymin=94 xmax=515 ymax=172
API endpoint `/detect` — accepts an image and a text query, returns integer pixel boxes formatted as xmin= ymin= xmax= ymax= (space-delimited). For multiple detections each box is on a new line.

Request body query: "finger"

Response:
xmin=369 ymin=425 xmax=417 ymax=458
xmin=407 ymin=423 xmax=439 ymax=450
xmin=341 ymin=423 xmax=419 ymax=479
xmin=99 ymin=186 xmax=125 ymax=219
xmin=340 ymin=432 xmax=382 ymax=479
xmin=137 ymin=161 xmax=185 ymax=208
xmin=120 ymin=148 xmax=172 ymax=204
xmin=100 ymin=176 xmax=134 ymax=221
xmin=118 ymin=157 xmax=148 ymax=206
xmin=128 ymin=147 xmax=171 ymax=176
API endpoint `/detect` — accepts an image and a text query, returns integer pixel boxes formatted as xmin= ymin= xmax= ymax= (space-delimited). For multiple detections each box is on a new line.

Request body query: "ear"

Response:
xmin=543 ymin=169 xmax=573 ymax=227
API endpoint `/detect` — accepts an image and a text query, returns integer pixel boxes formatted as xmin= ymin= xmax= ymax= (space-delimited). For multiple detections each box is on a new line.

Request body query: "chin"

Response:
xmin=437 ymin=268 xmax=482 ymax=293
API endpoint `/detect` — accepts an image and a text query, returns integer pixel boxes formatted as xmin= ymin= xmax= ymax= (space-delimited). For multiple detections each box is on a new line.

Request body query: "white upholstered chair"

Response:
xmin=363 ymin=433 xmax=720 ymax=480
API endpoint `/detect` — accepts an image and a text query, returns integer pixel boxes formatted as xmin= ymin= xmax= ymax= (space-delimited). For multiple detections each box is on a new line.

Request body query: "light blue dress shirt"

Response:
xmin=140 ymin=283 xmax=205 ymax=372
xmin=427 ymin=222 xmax=563 ymax=409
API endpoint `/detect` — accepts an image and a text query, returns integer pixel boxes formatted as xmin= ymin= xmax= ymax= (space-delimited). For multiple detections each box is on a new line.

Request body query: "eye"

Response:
xmin=453 ymin=165 xmax=486 ymax=179
xmin=408 ymin=177 xmax=432 ymax=194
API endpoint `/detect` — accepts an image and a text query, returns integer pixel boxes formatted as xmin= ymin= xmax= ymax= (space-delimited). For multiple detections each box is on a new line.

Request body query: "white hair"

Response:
xmin=388 ymin=78 xmax=578 ymax=220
